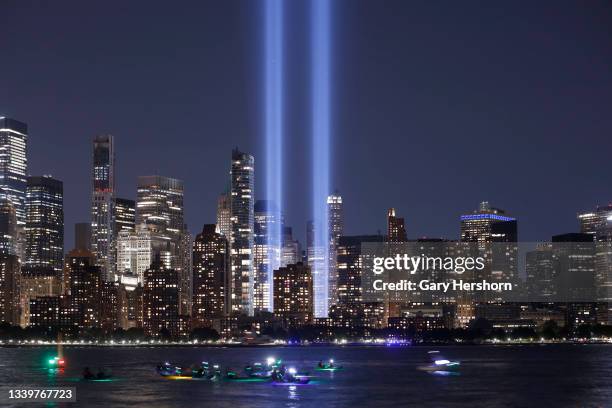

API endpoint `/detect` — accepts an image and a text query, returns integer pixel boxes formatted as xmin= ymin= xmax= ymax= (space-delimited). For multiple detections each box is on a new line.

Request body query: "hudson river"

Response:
xmin=0 ymin=344 xmax=610 ymax=407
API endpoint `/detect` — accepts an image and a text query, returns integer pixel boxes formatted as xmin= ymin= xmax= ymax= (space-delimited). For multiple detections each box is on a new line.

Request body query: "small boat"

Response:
xmin=271 ymin=367 xmax=310 ymax=385
xmin=156 ymin=362 xmax=181 ymax=377
xmin=418 ymin=351 xmax=460 ymax=373
xmin=315 ymin=359 xmax=343 ymax=371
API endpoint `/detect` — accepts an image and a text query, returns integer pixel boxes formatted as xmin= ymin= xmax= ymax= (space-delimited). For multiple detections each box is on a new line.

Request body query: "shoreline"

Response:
xmin=1 ymin=340 xmax=611 ymax=348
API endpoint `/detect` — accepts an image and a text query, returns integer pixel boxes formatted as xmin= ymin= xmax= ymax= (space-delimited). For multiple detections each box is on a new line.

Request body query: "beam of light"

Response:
xmin=311 ymin=0 xmax=330 ymax=318
xmin=265 ymin=0 xmax=283 ymax=312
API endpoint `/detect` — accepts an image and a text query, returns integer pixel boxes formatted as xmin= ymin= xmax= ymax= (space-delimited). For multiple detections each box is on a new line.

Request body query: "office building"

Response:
xmin=24 ymin=176 xmax=64 ymax=274
xmin=143 ymin=257 xmax=180 ymax=338
xmin=273 ymin=262 xmax=313 ymax=327
xmin=192 ymin=224 xmax=228 ymax=330
xmin=74 ymin=222 xmax=92 ymax=251
xmin=230 ymin=148 xmax=255 ymax=315
xmin=387 ymin=208 xmax=407 ymax=242
xmin=91 ymin=135 xmax=115 ymax=280
xmin=327 ymin=192 xmax=343 ymax=306
xmin=115 ymin=198 xmax=136 ymax=234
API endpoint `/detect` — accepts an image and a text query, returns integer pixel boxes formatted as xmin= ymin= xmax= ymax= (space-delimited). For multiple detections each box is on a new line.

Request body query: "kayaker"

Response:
xmin=83 ymin=367 xmax=94 ymax=380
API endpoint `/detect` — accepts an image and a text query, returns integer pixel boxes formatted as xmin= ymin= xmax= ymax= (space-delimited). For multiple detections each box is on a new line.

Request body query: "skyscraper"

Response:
xmin=66 ymin=249 xmax=101 ymax=330
xmin=0 ymin=117 xmax=28 ymax=227
xmin=116 ymin=225 xmax=172 ymax=282
xmin=578 ymin=204 xmax=612 ymax=238
xmin=0 ymin=197 xmax=17 ymax=256
xmin=254 ymin=200 xmax=281 ymax=312
xmin=136 ymin=176 xmax=184 ymax=234
xmin=230 ymin=149 xmax=255 ymax=315
xmin=91 ymin=135 xmax=115 ymax=281
xmin=327 ymin=192 xmax=343 ymax=306
xmin=136 ymin=175 xmax=191 ymax=315
xmin=460 ymin=202 xmax=517 ymax=245
xmin=216 ymin=193 xmax=232 ymax=239
xmin=74 ymin=223 xmax=92 ymax=251
xmin=115 ymin=198 xmax=136 ymax=234
xmin=273 ymin=262 xmax=313 ymax=327
xmin=387 ymin=208 xmax=407 ymax=242
xmin=25 ymin=176 xmax=64 ymax=274
xmin=143 ymin=256 xmax=180 ymax=338
xmin=192 ymin=224 xmax=228 ymax=330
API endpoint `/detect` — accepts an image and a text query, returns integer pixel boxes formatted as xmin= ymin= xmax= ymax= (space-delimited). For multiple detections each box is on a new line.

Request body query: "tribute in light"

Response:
xmin=311 ymin=0 xmax=331 ymax=318
xmin=264 ymin=0 xmax=283 ymax=311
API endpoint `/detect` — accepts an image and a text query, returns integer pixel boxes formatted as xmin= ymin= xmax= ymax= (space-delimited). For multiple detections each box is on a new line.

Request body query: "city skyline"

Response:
xmin=2 ymin=1 xmax=611 ymax=248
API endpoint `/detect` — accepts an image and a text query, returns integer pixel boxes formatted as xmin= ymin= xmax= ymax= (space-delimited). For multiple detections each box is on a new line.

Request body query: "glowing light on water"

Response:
xmin=264 ymin=0 xmax=283 ymax=312
xmin=311 ymin=0 xmax=331 ymax=318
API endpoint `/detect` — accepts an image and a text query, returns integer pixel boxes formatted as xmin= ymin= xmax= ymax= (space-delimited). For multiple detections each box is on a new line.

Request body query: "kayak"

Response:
xmin=315 ymin=365 xmax=343 ymax=371
xmin=271 ymin=377 xmax=310 ymax=385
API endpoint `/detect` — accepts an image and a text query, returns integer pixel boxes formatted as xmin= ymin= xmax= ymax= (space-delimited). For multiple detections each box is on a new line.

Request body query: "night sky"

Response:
xmin=2 ymin=0 xmax=612 ymax=248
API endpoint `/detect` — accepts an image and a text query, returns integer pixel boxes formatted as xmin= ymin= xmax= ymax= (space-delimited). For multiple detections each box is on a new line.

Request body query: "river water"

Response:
xmin=0 ymin=344 xmax=610 ymax=407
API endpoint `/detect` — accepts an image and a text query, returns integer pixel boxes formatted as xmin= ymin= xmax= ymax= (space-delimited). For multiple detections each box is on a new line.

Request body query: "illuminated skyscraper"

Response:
xmin=387 ymin=208 xmax=407 ymax=242
xmin=0 ymin=197 xmax=17 ymax=256
xmin=91 ymin=134 xmax=115 ymax=281
xmin=192 ymin=224 xmax=228 ymax=330
xmin=273 ymin=262 xmax=313 ymax=327
xmin=136 ymin=175 xmax=192 ymax=314
xmin=578 ymin=204 xmax=612 ymax=240
xmin=216 ymin=193 xmax=232 ymax=239
xmin=66 ymin=249 xmax=101 ymax=329
xmin=281 ymin=226 xmax=300 ymax=267
xmin=0 ymin=117 xmax=28 ymax=227
xmin=254 ymin=200 xmax=281 ymax=312
xmin=143 ymin=256 xmax=180 ymax=338
xmin=460 ymin=202 xmax=517 ymax=245
xmin=0 ymin=254 xmax=20 ymax=324
xmin=115 ymin=198 xmax=135 ymax=234
xmin=116 ymin=225 xmax=172 ymax=282
xmin=25 ymin=176 xmax=64 ymax=274
xmin=230 ymin=148 xmax=255 ymax=315
xmin=327 ymin=192 xmax=343 ymax=306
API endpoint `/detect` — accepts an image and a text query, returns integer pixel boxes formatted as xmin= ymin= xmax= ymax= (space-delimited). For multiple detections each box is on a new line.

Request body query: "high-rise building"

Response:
xmin=0 ymin=197 xmax=17 ymax=256
xmin=460 ymin=201 xmax=517 ymax=245
xmin=334 ymin=235 xmax=386 ymax=328
xmin=526 ymin=243 xmax=555 ymax=301
xmin=115 ymin=198 xmax=136 ymax=234
xmin=192 ymin=224 xmax=228 ymax=330
xmin=0 ymin=117 xmax=28 ymax=227
xmin=578 ymin=204 xmax=612 ymax=240
xmin=578 ymin=205 xmax=612 ymax=324
xmin=0 ymin=254 xmax=20 ymax=324
xmin=143 ymin=256 xmax=180 ymax=338
xmin=281 ymin=226 xmax=300 ymax=267
xmin=74 ymin=223 xmax=92 ymax=251
xmin=216 ymin=193 xmax=232 ymax=239
xmin=327 ymin=192 xmax=343 ymax=307
xmin=136 ymin=176 xmax=184 ymax=234
xmin=254 ymin=200 xmax=281 ymax=313
xmin=552 ymin=233 xmax=596 ymax=302
xmin=460 ymin=202 xmax=518 ymax=302
xmin=25 ymin=176 xmax=64 ymax=274
xmin=66 ymin=249 xmax=101 ymax=330
xmin=19 ymin=266 xmax=61 ymax=327
xmin=136 ymin=175 xmax=191 ymax=315
xmin=230 ymin=148 xmax=255 ymax=315
xmin=116 ymin=225 xmax=172 ymax=282
xmin=273 ymin=262 xmax=313 ymax=327
xmin=387 ymin=208 xmax=407 ymax=242
xmin=91 ymin=135 xmax=115 ymax=281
